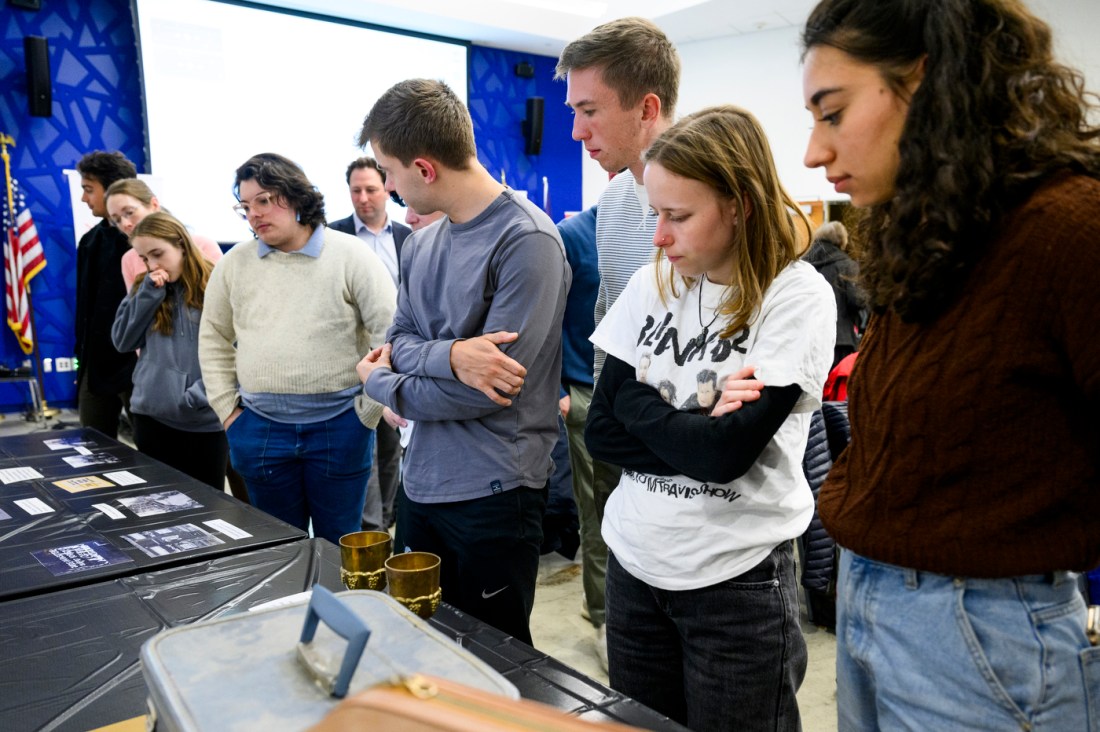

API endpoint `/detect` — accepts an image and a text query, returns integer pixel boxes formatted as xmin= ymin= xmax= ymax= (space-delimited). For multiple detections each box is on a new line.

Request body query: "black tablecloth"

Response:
xmin=430 ymin=606 xmax=688 ymax=729
xmin=0 ymin=428 xmax=305 ymax=601
xmin=0 ymin=538 xmax=687 ymax=732
xmin=0 ymin=539 xmax=337 ymax=731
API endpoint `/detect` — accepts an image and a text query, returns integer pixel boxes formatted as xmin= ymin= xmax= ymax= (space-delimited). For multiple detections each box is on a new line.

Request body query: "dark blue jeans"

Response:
xmin=227 ymin=407 xmax=374 ymax=544
xmin=606 ymin=542 xmax=807 ymax=732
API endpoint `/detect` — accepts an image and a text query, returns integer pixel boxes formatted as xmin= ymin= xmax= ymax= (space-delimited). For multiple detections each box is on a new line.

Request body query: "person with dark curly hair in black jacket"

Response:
xmin=803 ymin=1 xmax=1100 ymax=729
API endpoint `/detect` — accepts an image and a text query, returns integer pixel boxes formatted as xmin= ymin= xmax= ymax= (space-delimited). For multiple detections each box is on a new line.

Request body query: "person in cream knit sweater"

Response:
xmin=199 ymin=152 xmax=395 ymax=544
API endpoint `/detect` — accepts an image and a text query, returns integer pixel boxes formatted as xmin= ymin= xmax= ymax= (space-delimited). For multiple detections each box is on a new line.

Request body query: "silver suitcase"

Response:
xmin=141 ymin=587 xmax=518 ymax=731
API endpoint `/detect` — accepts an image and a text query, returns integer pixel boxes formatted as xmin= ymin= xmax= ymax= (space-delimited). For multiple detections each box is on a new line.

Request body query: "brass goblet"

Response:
xmin=384 ymin=551 xmax=442 ymax=619
xmin=339 ymin=531 xmax=392 ymax=591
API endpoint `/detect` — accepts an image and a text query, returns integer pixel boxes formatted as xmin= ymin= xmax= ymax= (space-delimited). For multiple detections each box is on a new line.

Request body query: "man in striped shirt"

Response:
xmin=555 ymin=17 xmax=681 ymax=666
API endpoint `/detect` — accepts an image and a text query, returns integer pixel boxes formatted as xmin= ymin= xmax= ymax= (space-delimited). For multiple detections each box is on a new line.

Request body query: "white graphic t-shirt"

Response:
xmin=591 ymin=260 xmax=835 ymax=590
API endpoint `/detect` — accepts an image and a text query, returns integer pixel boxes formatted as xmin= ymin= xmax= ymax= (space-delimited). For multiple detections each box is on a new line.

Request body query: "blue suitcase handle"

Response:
xmin=298 ymin=585 xmax=371 ymax=698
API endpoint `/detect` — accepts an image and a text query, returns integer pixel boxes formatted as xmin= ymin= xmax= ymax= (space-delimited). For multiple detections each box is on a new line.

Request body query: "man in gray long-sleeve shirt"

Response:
xmin=355 ymin=79 xmax=570 ymax=644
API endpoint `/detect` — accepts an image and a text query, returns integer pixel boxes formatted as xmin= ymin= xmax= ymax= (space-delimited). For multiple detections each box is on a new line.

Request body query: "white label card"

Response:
xmin=15 ymin=497 xmax=54 ymax=515
xmin=92 ymin=503 xmax=126 ymax=520
xmin=203 ymin=519 xmax=252 ymax=540
xmin=103 ymin=471 xmax=146 ymax=486
xmin=73 ymin=446 xmax=93 ymax=456
xmin=0 ymin=467 xmax=44 ymax=484
xmin=249 ymin=591 xmax=312 ymax=613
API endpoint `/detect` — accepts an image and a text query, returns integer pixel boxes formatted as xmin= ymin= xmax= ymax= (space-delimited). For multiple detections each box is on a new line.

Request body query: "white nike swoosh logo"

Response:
xmin=481 ymin=586 xmax=509 ymax=599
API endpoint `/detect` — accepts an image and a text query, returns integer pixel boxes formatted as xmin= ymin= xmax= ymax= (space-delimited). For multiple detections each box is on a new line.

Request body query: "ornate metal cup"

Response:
xmin=338 ymin=531 xmax=392 ymax=591
xmin=384 ymin=551 xmax=442 ymax=619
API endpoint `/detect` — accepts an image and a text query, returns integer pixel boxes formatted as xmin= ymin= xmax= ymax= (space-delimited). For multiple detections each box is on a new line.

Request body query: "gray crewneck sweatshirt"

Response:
xmin=365 ymin=190 xmax=571 ymax=503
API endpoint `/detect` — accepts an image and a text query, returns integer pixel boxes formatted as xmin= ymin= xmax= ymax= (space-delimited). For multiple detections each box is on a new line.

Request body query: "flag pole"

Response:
xmin=23 ymin=277 xmax=56 ymax=423
xmin=1 ymin=133 xmax=56 ymax=423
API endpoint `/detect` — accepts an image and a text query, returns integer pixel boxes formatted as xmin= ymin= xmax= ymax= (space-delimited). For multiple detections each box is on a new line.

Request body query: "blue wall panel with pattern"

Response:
xmin=1 ymin=0 xmax=146 ymax=411
xmin=468 ymin=46 xmax=581 ymax=220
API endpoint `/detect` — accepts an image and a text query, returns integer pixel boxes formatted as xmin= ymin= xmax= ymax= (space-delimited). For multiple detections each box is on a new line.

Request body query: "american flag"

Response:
xmin=2 ymin=178 xmax=46 ymax=354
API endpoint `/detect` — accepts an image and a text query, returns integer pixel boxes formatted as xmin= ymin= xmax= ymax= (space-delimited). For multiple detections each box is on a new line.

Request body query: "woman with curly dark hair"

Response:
xmin=802 ymin=0 xmax=1100 ymax=729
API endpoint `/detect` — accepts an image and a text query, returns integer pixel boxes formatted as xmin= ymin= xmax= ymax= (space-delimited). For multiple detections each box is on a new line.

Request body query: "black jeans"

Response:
xmin=396 ymin=484 xmax=547 ymax=645
xmin=606 ymin=542 xmax=807 ymax=732
xmin=132 ymin=413 xmax=228 ymax=491
xmin=78 ymin=371 xmax=131 ymax=439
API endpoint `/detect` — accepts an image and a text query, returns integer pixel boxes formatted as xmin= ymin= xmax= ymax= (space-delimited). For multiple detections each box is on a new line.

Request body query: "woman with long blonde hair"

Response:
xmin=112 ymin=212 xmax=226 ymax=489
xmin=584 ymin=105 xmax=835 ymax=731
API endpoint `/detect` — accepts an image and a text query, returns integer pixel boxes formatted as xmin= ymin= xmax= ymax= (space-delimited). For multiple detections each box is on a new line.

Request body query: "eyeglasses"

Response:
xmin=232 ymin=192 xmax=280 ymax=220
xmin=109 ymin=206 xmax=143 ymax=229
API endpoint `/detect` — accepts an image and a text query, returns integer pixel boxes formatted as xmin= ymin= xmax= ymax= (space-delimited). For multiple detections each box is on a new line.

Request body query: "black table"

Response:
xmin=0 ymin=539 xmax=336 ymax=731
xmin=0 ymin=428 xmax=305 ymax=601
xmin=431 ymin=606 xmax=688 ymax=729
xmin=0 ymin=538 xmax=687 ymax=732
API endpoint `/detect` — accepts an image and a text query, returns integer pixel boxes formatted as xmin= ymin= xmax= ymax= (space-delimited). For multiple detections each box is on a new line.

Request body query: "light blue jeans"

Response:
xmin=837 ymin=549 xmax=1100 ymax=731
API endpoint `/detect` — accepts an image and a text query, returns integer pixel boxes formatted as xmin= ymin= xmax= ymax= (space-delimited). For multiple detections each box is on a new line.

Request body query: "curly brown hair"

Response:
xmin=233 ymin=153 xmax=326 ymax=230
xmin=803 ymin=0 xmax=1100 ymax=322
xmin=76 ymin=151 xmax=137 ymax=188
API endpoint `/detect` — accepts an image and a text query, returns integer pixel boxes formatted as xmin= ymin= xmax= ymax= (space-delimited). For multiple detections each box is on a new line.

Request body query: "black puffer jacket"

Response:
xmin=800 ymin=409 xmax=834 ymax=593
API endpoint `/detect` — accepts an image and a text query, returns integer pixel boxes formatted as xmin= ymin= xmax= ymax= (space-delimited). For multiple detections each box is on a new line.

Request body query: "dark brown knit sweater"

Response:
xmin=820 ymin=174 xmax=1100 ymax=577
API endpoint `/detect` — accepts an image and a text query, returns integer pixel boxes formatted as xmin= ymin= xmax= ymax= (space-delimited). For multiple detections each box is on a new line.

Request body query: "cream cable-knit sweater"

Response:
xmin=198 ymin=227 xmax=396 ymax=428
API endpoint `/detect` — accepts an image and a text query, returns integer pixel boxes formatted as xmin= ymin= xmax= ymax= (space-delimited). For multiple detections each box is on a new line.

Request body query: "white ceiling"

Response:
xmin=260 ymin=0 xmax=821 ymax=55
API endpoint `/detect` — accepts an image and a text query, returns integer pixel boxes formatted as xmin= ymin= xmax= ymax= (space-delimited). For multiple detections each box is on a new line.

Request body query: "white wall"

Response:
xmin=678 ymin=26 xmax=815 ymax=198
xmin=648 ymin=0 xmax=1100 ymax=205
xmin=1030 ymin=0 xmax=1100 ymax=89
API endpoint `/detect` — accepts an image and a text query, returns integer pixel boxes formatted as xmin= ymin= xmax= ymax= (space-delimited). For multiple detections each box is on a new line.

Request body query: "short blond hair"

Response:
xmin=555 ymin=17 xmax=680 ymax=118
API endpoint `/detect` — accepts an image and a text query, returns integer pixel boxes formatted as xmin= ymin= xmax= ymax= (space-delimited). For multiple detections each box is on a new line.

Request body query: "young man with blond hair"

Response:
xmin=554 ymin=17 xmax=681 ymax=663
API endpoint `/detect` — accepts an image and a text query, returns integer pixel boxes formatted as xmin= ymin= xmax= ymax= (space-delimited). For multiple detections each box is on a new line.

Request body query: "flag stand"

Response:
xmin=1 ymin=132 xmax=58 ymax=424
xmin=23 ymin=284 xmax=58 ymax=424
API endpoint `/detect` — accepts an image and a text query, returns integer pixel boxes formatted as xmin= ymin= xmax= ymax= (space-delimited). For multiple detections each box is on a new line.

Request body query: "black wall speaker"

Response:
xmin=523 ymin=96 xmax=544 ymax=156
xmin=24 ymin=36 xmax=51 ymax=117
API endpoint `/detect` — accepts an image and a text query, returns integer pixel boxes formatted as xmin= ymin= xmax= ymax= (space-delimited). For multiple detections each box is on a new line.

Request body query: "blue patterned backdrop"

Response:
xmin=1 ymin=0 xmax=146 ymax=410
xmin=0 ymin=2 xmax=579 ymax=412
xmin=468 ymin=46 xmax=581 ymax=220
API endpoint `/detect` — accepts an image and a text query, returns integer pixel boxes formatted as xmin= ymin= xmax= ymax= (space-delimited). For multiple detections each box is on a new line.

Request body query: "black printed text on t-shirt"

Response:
xmin=636 ymin=312 xmax=749 ymax=366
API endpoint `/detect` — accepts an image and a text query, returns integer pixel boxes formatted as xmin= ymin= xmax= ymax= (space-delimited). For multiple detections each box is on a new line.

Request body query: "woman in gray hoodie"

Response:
xmin=112 ymin=212 xmax=226 ymax=488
